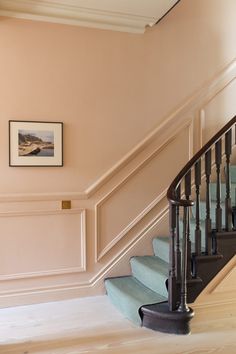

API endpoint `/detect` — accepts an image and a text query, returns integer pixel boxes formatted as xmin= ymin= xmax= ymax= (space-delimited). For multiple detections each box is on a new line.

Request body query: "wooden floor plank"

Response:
xmin=0 ymin=296 xmax=235 ymax=354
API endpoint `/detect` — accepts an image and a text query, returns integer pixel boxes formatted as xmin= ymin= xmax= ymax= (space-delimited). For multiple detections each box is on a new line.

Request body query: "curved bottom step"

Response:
xmin=141 ymin=301 xmax=194 ymax=335
xmin=105 ymin=276 xmax=167 ymax=325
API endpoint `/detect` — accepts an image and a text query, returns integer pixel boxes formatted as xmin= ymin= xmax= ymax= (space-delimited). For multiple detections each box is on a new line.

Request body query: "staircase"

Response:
xmin=105 ymin=116 xmax=236 ymax=334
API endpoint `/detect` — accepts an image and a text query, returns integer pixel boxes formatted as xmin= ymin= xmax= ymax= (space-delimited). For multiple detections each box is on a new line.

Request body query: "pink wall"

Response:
xmin=0 ymin=0 xmax=235 ymax=196
xmin=0 ymin=0 xmax=235 ymax=306
xmin=143 ymin=0 xmax=236 ymax=126
xmin=0 ymin=18 xmax=146 ymax=193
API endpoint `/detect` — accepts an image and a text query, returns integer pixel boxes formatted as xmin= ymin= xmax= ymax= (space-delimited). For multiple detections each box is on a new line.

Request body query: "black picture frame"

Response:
xmin=9 ymin=120 xmax=63 ymax=167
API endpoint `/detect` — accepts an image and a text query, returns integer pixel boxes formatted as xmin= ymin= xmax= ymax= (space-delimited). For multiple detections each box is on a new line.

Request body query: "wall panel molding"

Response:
xmin=199 ymin=77 xmax=236 ymax=145
xmin=96 ymin=190 xmax=167 ymax=262
xmin=92 ymin=205 xmax=169 ymax=284
xmin=0 ymin=208 xmax=86 ymax=281
xmin=0 ymin=191 xmax=87 ymax=202
xmin=0 ymin=205 xmax=168 ymax=300
xmin=200 ymin=77 xmax=236 ymax=111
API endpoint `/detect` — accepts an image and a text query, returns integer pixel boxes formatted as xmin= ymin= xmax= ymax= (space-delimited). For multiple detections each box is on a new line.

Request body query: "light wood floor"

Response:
xmin=0 ymin=295 xmax=235 ymax=354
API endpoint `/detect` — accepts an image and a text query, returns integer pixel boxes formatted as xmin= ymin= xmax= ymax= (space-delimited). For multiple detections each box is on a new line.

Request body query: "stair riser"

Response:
xmin=130 ymin=258 xmax=168 ymax=298
xmin=210 ymin=182 xmax=236 ymax=202
xmin=191 ymin=201 xmax=226 ymax=223
xmin=152 ymin=238 xmax=169 ymax=263
xmin=153 ymin=235 xmax=206 ymax=263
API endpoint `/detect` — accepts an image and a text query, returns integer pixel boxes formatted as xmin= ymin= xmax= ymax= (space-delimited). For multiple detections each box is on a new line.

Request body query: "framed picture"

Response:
xmin=9 ymin=120 xmax=63 ymax=167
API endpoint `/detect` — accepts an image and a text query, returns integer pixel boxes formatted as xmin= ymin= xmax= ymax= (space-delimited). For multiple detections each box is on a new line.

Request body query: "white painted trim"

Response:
xmin=188 ymin=118 xmax=194 ymax=159
xmin=0 ymin=266 xmax=84 ymax=281
xmin=0 ymin=191 xmax=87 ymax=202
xmin=0 ymin=208 xmax=87 ymax=280
xmin=201 ymin=76 xmax=236 ymax=109
xmin=199 ymin=109 xmax=205 ymax=149
xmin=92 ymin=207 xmax=169 ymax=285
xmin=0 ymin=207 xmax=85 ymax=218
xmin=0 ymin=0 xmax=155 ymax=34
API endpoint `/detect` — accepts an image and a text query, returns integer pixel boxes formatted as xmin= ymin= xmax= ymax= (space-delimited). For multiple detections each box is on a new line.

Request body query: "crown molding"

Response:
xmin=0 ymin=0 xmax=156 ymax=33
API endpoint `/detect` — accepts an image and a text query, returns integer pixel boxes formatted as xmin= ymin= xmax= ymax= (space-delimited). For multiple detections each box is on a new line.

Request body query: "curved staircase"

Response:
xmin=105 ymin=116 xmax=236 ymax=334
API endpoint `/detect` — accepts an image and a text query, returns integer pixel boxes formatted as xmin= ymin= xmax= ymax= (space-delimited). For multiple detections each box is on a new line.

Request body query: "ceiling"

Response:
xmin=0 ymin=0 xmax=180 ymax=33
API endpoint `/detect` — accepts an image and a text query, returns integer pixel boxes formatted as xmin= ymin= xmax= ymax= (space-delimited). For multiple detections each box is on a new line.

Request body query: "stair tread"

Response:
xmin=105 ymin=276 xmax=166 ymax=303
xmin=153 ymin=236 xmax=168 ymax=243
xmin=153 ymin=235 xmax=203 ymax=245
xmin=153 ymin=235 xmax=206 ymax=247
xmin=105 ymin=276 xmax=167 ymax=324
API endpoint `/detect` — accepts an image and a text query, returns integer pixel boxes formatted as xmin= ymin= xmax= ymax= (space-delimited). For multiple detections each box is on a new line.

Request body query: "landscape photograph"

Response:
xmin=18 ymin=129 xmax=54 ymax=157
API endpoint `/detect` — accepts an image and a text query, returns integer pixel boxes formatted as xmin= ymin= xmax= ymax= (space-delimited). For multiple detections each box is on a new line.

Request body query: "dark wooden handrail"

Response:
xmin=167 ymin=115 xmax=236 ymax=206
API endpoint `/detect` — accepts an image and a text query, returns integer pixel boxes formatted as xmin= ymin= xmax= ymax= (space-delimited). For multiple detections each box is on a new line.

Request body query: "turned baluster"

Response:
xmin=185 ymin=171 xmax=192 ymax=279
xmin=176 ymin=185 xmax=181 ymax=282
xmin=205 ymin=149 xmax=212 ymax=255
xmin=225 ymin=130 xmax=232 ymax=231
xmin=215 ymin=139 xmax=222 ymax=232
xmin=168 ymin=203 xmax=177 ymax=311
xmin=178 ymin=205 xmax=190 ymax=313
xmin=194 ymin=160 xmax=201 ymax=256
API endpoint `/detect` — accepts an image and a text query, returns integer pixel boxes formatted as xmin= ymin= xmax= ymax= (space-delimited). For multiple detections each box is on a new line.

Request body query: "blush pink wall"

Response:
xmin=0 ymin=0 xmax=236 ymax=307
xmin=0 ymin=0 xmax=235 ymax=196
xmin=0 ymin=18 xmax=147 ymax=193
xmin=142 ymin=0 xmax=236 ymax=126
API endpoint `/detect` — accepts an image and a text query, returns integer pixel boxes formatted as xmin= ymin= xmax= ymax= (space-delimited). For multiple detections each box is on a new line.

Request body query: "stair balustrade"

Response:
xmin=167 ymin=115 xmax=236 ymax=314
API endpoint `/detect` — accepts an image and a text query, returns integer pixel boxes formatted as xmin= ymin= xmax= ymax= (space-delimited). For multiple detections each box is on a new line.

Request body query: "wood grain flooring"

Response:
xmin=0 ymin=295 xmax=235 ymax=354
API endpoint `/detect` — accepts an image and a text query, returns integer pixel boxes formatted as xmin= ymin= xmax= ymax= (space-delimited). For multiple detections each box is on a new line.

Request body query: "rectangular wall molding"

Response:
xmin=0 ymin=208 xmax=86 ymax=281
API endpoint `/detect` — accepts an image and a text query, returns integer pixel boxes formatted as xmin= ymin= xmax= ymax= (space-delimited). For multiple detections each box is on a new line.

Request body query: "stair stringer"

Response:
xmin=193 ymin=254 xmax=236 ymax=307
xmin=188 ymin=232 xmax=236 ymax=303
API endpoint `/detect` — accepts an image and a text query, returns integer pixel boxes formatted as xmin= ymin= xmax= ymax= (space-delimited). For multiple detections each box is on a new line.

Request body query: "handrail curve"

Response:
xmin=167 ymin=115 xmax=236 ymax=206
